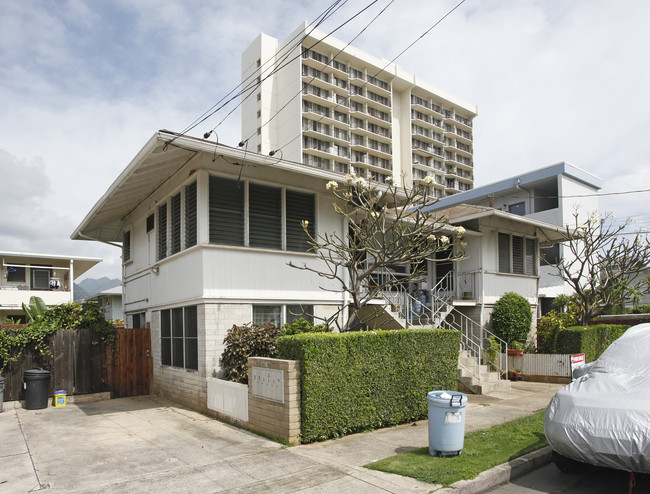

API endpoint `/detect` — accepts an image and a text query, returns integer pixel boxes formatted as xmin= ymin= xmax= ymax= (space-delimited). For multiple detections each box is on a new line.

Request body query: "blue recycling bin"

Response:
xmin=427 ymin=390 xmax=468 ymax=456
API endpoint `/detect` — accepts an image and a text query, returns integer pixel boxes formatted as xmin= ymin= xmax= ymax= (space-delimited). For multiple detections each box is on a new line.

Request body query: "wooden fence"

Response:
xmin=1 ymin=327 xmax=151 ymax=402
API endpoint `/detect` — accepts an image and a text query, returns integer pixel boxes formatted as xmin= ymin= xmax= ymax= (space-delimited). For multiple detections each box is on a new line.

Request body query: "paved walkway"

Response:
xmin=0 ymin=382 xmax=563 ymax=493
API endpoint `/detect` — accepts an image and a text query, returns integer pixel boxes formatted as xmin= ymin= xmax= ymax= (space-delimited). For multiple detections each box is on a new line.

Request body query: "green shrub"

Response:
xmin=580 ymin=324 xmax=629 ymax=362
xmin=630 ymin=305 xmax=650 ymax=314
xmin=555 ymin=324 xmax=630 ymax=361
xmin=280 ymin=318 xmax=329 ymax=336
xmin=536 ymin=311 xmax=576 ymax=353
xmin=219 ymin=323 xmax=280 ymax=384
xmin=490 ymin=292 xmax=532 ymax=346
xmin=277 ymin=328 xmax=460 ymax=443
xmin=554 ymin=328 xmax=584 ymax=355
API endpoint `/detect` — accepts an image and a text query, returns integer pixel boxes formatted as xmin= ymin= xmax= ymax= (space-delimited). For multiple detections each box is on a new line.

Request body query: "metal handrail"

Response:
xmin=372 ymin=268 xmax=508 ymax=382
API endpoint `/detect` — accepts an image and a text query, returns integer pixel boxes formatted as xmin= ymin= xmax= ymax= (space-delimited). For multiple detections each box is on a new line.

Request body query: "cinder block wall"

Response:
xmin=247 ymin=357 xmax=301 ymax=444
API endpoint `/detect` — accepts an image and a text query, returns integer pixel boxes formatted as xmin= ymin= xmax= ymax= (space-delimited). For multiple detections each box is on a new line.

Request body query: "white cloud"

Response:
xmin=1 ymin=0 xmax=649 ymax=281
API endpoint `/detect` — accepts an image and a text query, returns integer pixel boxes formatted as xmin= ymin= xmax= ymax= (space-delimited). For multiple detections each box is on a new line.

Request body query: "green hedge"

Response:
xmin=277 ymin=328 xmax=461 ymax=443
xmin=555 ymin=324 xmax=630 ymax=362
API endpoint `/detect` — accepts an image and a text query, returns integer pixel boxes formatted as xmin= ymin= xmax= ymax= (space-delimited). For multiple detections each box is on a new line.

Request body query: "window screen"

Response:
xmin=160 ymin=306 xmax=198 ymax=371
xmin=249 ymin=183 xmax=282 ymax=249
xmin=498 ymin=233 xmax=510 ymax=273
xmin=286 ymin=190 xmax=315 ymax=251
xmin=158 ymin=203 xmax=167 ymax=260
xmin=209 ymin=176 xmax=244 ymax=245
xmin=170 ymin=193 xmax=181 ymax=255
xmin=185 ymin=181 xmax=197 ymax=248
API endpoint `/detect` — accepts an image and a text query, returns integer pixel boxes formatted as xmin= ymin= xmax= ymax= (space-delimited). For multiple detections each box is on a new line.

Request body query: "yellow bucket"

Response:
xmin=54 ymin=390 xmax=67 ymax=407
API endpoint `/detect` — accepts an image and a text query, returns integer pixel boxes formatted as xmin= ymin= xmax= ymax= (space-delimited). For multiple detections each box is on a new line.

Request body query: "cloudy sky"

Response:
xmin=1 ymin=0 xmax=649 ymax=281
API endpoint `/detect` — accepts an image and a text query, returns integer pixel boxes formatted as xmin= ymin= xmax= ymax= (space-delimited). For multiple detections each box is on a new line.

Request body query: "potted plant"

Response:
xmin=507 ymin=340 xmax=525 ymax=356
xmin=507 ymin=368 xmax=523 ymax=380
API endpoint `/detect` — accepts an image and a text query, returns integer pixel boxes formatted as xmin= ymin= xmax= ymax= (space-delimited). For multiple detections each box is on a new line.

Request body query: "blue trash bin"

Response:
xmin=427 ymin=390 xmax=468 ymax=456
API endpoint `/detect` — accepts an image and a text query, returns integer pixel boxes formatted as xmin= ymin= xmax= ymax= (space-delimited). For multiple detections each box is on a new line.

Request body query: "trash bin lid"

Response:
xmin=427 ymin=390 xmax=467 ymax=407
xmin=23 ymin=369 xmax=51 ymax=380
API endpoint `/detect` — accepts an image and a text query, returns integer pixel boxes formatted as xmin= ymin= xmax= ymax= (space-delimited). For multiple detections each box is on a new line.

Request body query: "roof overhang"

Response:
xmin=0 ymin=251 xmax=101 ymax=278
xmin=71 ymin=130 xmax=343 ymax=244
xmin=436 ymin=204 xmax=569 ymax=245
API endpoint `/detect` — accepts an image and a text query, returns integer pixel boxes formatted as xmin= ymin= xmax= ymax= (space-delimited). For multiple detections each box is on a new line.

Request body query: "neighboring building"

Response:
xmin=241 ymin=22 xmax=477 ymax=197
xmin=72 ymin=131 xmax=567 ymax=409
xmin=420 ymin=162 xmax=602 ymax=315
xmin=1 ymin=251 xmax=101 ymax=322
xmin=87 ymin=286 xmax=124 ymax=321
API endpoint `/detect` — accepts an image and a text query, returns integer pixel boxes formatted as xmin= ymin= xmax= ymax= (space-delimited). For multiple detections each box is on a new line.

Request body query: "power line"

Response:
xmin=248 ymin=0 xmax=395 ymax=149
xmin=223 ymin=0 xmax=385 ymax=141
xmin=175 ymin=0 xmax=347 ymax=140
xmin=199 ymin=0 xmax=380 ymax=139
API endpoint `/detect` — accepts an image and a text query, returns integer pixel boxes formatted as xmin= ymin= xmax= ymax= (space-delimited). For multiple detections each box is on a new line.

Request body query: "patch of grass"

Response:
xmin=364 ymin=410 xmax=547 ymax=487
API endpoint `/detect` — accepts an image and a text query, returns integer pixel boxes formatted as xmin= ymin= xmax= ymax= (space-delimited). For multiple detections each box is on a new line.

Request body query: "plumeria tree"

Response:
xmin=550 ymin=211 xmax=650 ymax=324
xmin=289 ymin=174 xmax=466 ymax=331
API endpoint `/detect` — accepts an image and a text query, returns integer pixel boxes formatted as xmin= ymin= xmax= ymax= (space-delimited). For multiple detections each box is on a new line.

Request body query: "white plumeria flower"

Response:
xmin=423 ymin=176 xmax=434 ymax=185
xmin=455 ymin=226 xmax=465 ymax=237
xmin=355 ymin=177 xmax=368 ymax=188
xmin=326 ymin=180 xmax=338 ymax=190
xmin=370 ymin=211 xmax=379 ymax=218
xmin=440 ymin=235 xmax=449 ymax=243
xmin=590 ymin=217 xmax=599 ymax=224
xmin=345 ymin=173 xmax=355 ymax=183
xmin=428 ymin=234 xmax=436 ymax=241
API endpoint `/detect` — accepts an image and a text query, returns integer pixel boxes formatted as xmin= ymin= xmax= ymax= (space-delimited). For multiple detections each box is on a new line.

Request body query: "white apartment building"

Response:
xmin=241 ymin=22 xmax=478 ymax=197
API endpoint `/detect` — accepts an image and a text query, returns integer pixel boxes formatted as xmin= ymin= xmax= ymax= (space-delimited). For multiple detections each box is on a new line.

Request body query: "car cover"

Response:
xmin=544 ymin=323 xmax=650 ymax=473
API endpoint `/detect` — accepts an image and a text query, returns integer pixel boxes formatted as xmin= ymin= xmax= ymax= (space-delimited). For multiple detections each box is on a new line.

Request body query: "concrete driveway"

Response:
xmin=0 ymin=395 xmax=432 ymax=493
xmin=1 ymin=382 xmax=563 ymax=493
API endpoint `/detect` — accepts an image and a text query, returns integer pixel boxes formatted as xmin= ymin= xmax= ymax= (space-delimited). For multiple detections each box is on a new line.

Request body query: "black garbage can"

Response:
xmin=23 ymin=369 xmax=51 ymax=410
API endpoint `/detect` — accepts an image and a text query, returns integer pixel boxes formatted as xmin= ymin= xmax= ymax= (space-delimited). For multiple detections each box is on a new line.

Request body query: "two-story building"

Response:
xmin=420 ymin=162 xmax=601 ymax=316
xmin=72 ymin=130 xmax=568 ymax=408
xmin=1 ymin=251 xmax=101 ymax=322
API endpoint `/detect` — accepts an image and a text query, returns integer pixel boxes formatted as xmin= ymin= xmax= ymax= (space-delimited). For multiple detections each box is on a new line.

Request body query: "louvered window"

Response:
xmin=525 ymin=238 xmax=536 ymax=275
xmin=160 ymin=305 xmax=197 ymax=371
xmin=512 ymin=236 xmax=524 ymax=274
xmin=158 ymin=203 xmax=167 ymax=260
xmin=209 ymin=176 xmax=244 ymax=246
xmin=286 ymin=190 xmax=315 ymax=251
xmin=170 ymin=193 xmax=181 ymax=255
xmin=208 ymin=175 xmax=315 ymax=251
xmin=498 ymin=233 xmax=510 ymax=273
xmin=185 ymin=181 xmax=197 ymax=248
xmin=249 ymin=183 xmax=282 ymax=249
xmin=122 ymin=230 xmax=131 ymax=262
xmin=499 ymin=233 xmax=536 ymax=276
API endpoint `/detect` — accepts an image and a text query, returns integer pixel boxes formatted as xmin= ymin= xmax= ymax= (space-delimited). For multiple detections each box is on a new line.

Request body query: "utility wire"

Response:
xmin=194 ymin=0 xmax=377 ymax=139
xmin=242 ymin=0 xmax=394 ymax=147
xmin=218 ymin=0 xmax=384 ymax=141
xmin=175 ymin=0 xmax=347 ymax=140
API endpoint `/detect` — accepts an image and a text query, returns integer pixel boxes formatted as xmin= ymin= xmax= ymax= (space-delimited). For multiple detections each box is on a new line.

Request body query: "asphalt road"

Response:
xmin=487 ymin=462 xmax=650 ymax=494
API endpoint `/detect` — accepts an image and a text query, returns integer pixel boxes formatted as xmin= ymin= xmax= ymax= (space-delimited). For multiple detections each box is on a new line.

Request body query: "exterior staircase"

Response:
xmin=365 ymin=271 xmax=510 ymax=395
xmin=457 ymin=350 xmax=511 ymax=394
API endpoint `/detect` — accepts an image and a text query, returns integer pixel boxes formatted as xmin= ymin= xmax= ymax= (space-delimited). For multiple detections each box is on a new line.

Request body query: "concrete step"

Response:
xmin=458 ymin=349 xmax=508 ymax=395
xmin=458 ymin=376 xmax=511 ymax=395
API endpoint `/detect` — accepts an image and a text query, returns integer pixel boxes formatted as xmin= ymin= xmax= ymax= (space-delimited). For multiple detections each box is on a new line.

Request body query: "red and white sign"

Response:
xmin=570 ymin=353 xmax=586 ymax=381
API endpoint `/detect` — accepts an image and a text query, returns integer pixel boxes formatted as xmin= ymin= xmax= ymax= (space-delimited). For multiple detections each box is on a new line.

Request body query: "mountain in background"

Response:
xmin=74 ymin=277 xmax=121 ymax=301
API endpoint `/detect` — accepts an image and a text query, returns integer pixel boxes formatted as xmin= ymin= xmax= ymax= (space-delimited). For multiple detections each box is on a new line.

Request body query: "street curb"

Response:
xmin=434 ymin=446 xmax=553 ymax=494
